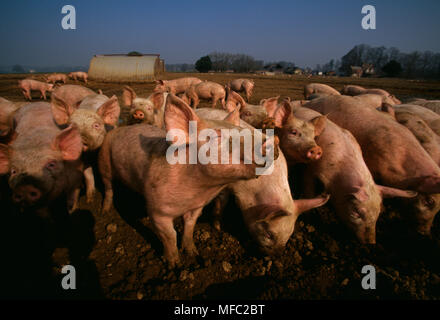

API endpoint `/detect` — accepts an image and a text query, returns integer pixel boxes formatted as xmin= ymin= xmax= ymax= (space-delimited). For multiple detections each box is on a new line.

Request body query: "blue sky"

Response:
xmin=0 ymin=0 xmax=439 ymax=68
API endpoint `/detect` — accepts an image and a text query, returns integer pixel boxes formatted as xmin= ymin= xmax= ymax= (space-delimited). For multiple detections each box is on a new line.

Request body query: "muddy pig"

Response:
xmin=393 ymin=104 xmax=440 ymax=136
xmin=46 ymin=73 xmax=68 ymax=84
xmin=68 ymin=71 xmax=88 ymax=84
xmin=307 ymin=95 xmax=440 ymax=194
xmin=98 ymin=94 xmax=278 ymax=266
xmin=228 ymin=79 xmax=255 ymax=101
xmin=394 ymin=110 xmax=440 ymax=235
xmin=0 ymin=103 xmax=84 ymax=214
xmin=182 ymin=81 xmax=226 ymax=109
xmin=303 ymin=83 xmax=340 ymax=99
xmin=238 ymin=96 xmax=326 ymax=164
xmin=18 ymin=79 xmax=54 ymax=101
xmin=153 ymin=77 xmax=202 ymax=95
xmin=293 ymin=105 xmax=416 ymax=243
xmin=122 ymin=86 xmax=168 ymax=127
xmin=196 ymin=107 xmax=329 ymax=253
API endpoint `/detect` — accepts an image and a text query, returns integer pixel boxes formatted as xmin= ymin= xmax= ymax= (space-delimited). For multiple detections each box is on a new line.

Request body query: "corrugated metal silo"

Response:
xmin=88 ymin=54 xmax=163 ymax=82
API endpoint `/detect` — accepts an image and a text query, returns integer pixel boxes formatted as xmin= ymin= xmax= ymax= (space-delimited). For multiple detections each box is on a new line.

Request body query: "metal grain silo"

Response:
xmin=88 ymin=54 xmax=162 ymax=82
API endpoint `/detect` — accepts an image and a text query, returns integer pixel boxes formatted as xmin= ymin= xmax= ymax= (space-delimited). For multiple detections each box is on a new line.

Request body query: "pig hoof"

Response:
xmin=68 ymin=204 xmax=78 ymax=214
xmin=86 ymin=190 xmax=96 ymax=203
xmin=184 ymin=245 xmax=199 ymax=257
xmin=164 ymin=255 xmax=181 ymax=269
xmin=213 ymin=221 xmax=221 ymax=231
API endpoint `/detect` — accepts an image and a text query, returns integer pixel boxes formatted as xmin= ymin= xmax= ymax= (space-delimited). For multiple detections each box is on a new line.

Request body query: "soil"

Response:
xmin=1 ymin=73 xmax=440 ymax=300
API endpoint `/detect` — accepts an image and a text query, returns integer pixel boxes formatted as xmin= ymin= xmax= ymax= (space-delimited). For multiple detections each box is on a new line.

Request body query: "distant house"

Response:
xmin=264 ymin=64 xmax=284 ymax=74
xmin=350 ymin=64 xmax=375 ymax=77
xmin=88 ymin=53 xmax=164 ymax=82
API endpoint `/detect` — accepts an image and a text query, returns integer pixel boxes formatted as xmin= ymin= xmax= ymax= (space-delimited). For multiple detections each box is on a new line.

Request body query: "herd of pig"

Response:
xmin=1 ymin=75 xmax=440 ymax=268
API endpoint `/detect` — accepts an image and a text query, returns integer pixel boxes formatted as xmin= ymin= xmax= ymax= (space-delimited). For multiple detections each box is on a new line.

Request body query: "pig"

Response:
xmin=51 ymin=85 xmax=96 ymax=111
xmin=122 ymin=86 xmax=168 ymax=127
xmin=303 ymin=83 xmax=341 ymax=99
xmin=292 ymin=105 xmax=416 ymax=243
xmin=51 ymin=92 xmax=120 ymax=151
xmin=153 ymin=77 xmax=202 ymax=95
xmin=228 ymin=79 xmax=255 ymax=101
xmin=183 ymin=81 xmax=226 ymax=109
xmin=341 ymin=85 xmax=401 ymax=105
xmin=0 ymin=103 xmax=84 ymax=214
xmin=393 ymin=110 xmax=440 ymax=235
xmin=196 ymin=107 xmax=329 ymax=253
xmin=98 ymin=94 xmax=278 ymax=266
xmin=46 ymin=73 xmax=68 ymax=84
xmin=393 ymin=104 xmax=440 ymax=136
xmin=307 ymin=95 xmax=440 ymax=195
xmin=268 ymin=99 xmax=326 ymax=163
xmin=237 ymin=95 xmax=326 ymax=164
xmin=404 ymin=99 xmax=440 ymax=114
xmin=341 ymin=85 xmax=366 ymax=96
xmin=352 ymin=93 xmax=398 ymax=108
xmin=51 ymin=92 xmax=120 ymax=203
xmin=68 ymin=71 xmax=88 ymax=84
xmin=18 ymin=79 xmax=54 ymax=101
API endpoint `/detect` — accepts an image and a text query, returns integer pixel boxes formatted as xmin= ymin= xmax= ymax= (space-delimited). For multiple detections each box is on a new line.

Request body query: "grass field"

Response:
xmin=1 ymin=72 xmax=440 ymax=300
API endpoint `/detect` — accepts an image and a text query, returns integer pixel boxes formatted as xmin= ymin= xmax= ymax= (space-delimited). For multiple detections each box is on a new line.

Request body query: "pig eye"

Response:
xmin=243 ymin=111 xmax=251 ymax=117
xmin=45 ymin=161 xmax=57 ymax=170
xmin=92 ymin=122 xmax=101 ymax=130
xmin=10 ymin=168 xmax=17 ymax=176
xmin=289 ymin=129 xmax=300 ymax=136
xmin=424 ymin=197 xmax=435 ymax=208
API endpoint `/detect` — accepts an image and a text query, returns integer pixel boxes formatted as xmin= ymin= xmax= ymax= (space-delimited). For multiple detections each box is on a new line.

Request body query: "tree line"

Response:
xmin=320 ymin=44 xmax=440 ymax=78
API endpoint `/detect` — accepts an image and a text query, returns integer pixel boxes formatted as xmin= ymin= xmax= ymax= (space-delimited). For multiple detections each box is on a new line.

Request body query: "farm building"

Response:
xmin=88 ymin=53 xmax=164 ymax=82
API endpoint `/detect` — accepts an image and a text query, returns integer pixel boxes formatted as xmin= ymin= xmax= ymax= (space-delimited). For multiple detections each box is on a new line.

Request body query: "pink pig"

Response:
xmin=18 ymin=79 xmax=54 ymax=101
xmin=153 ymin=77 xmax=202 ymax=95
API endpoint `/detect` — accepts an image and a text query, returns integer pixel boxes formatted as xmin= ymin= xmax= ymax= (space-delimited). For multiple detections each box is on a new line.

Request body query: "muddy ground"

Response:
xmin=1 ymin=73 xmax=440 ymax=300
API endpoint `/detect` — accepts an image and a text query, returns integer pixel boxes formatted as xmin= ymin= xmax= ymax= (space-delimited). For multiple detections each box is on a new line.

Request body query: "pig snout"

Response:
xmin=12 ymin=184 xmax=42 ymax=206
xmin=306 ymin=146 xmax=322 ymax=161
xmin=133 ymin=110 xmax=145 ymax=120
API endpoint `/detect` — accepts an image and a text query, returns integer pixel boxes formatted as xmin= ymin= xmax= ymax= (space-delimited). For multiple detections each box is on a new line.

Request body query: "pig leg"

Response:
xmin=182 ymin=207 xmax=203 ymax=256
xmin=151 ymin=214 xmax=179 ymax=266
xmin=23 ymin=89 xmax=31 ymax=101
xmin=41 ymin=89 xmax=47 ymax=100
xmin=211 ymin=97 xmax=218 ymax=109
xmin=67 ymin=187 xmax=81 ymax=214
xmin=84 ymin=166 xmax=96 ymax=203
xmin=212 ymin=189 xmax=230 ymax=231
xmin=193 ymin=96 xmax=200 ymax=109
xmin=220 ymin=96 xmax=226 ymax=108
xmin=99 ymin=143 xmax=114 ymax=214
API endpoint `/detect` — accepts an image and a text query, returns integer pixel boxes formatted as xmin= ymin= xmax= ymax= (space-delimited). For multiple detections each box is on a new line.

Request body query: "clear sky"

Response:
xmin=0 ymin=0 xmax=439 ymax=68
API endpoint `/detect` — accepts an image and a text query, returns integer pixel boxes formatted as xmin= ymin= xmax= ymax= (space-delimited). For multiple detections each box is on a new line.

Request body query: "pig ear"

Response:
xmin=311 ymin=115 xmax=327 ymax=136
xmin=260 ymin=96 xmax=280 ymax=116
xmin=377 ymin=185 xmax=417 ymax=198
xmin=272 ymin=100 xmax=292 ymax=127
xmin=165 ymin=94 xmax=201 ymax=144
xmin=98 ymin=89 xmax=103 ymax=95
xmin=52 ymin=126 xmax=83 ymax=161
xmin=296 ymin=194 xmax=330 ymax=215
xmin=223 ymin=108 xmax=240 ymax=126
xmin=380 ymin=103 xmax=395 ymax=118
xmin=0 ymin=144 xmax=10 ymax=175
xmin=155 ymin=80 xmax=164 ymax=85
xmin=97 ymin=96 xmax=121 ymax=126
xmin=51 ymin=92 xmax=75 ymax=126
xmin=149 ymin=92 xmax=165 ymax=110
xmin=122 ymin=86 xmax=136 ymax=107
